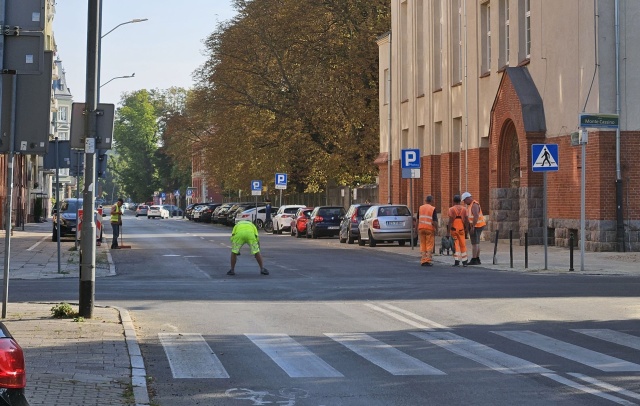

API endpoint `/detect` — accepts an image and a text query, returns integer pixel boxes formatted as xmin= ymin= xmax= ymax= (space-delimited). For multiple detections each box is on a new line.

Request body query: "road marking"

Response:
xmin=574 ymin=329 xmax=640 ymax=351
xmin=413 ymin=331 xmax=550 ymax=374
xmin=568 ymin=372 xmax=640 ymax=401
xmin=364 ymin=303 xmax=437 ymax=330
xmin=159 ymin=333 xmax=229 ymax=378
xmin=378 ymin=303 xmax=449 ymax=330
xmin=326 ymin=333 xmax=445 ymax=375
xmin=493 ymin=330 xmax=640 ymax=372
xmin=245 ymin=334 xmax=343 ymax=378
xmin=542 ymin=373 xmax=636 ymax=405
xmin=27 ymin=236 xmax=48 ymax=251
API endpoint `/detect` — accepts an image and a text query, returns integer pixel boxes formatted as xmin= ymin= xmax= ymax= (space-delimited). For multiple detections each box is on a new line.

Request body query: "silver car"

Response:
xmin=358 ymin=204 xmax=416 ymax=247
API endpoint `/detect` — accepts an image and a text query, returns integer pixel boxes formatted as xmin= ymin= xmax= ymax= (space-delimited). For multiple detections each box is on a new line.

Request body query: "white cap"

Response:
xmin=461 ymin=192 xmax=472 ymax=201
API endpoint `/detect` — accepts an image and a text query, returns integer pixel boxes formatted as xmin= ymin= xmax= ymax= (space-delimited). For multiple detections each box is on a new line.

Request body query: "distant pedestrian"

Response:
xmin=110 ymin=198 xmax=124 ymax=249
xmin=447 ymin=195 xmax=469 ymax=267
xmin=228 ymin=220 xmax=269 ymax=276
xmin=265 ymin=199 xmax=272 ymax=223
xmin=418 ymin=195 xmax=438 ymax=266
xmin=462 ymin=192 xmax=486 ymax=265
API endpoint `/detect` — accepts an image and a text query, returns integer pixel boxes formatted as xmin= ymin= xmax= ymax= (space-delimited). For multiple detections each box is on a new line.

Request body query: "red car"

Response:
xmin=290 ymin=207 xmax=314 ymax=238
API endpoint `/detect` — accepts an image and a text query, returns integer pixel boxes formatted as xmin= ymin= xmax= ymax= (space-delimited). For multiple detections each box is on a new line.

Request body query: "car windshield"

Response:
xmin=319 ymin=208 xmax=344 ymax=216
xmin=60 ymin=200 xmax=81 ymax=212
xmin=284 ymin=208 xmax=300 ymax=214
xmin=357 ymin=206 xmax=372 ymax=216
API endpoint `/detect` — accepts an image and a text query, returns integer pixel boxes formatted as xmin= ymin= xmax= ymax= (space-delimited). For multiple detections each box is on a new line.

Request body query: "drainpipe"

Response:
xmin=387 ymin=32 xmax=393 ymax=204
xmin=614 ymin=0 xmax=624 ymax=251
xmin=463 ymin=0 xmax=469 ymax=191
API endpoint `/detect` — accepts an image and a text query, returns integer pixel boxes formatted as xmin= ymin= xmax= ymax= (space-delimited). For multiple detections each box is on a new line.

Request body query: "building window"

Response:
xmin=58 ymin=106 xmax=68 ymax=122
xmin=58 ymin=131 xmax=69 ymax=141
xmin=384 ymin=68 xmax=390 ymax=104
xmin=499 ymin=0 xmax=510 ymax=68
xmin=481 ymin=2 xmax=491 ymax=74
xmin=451 ymin=0 xmax=463 ymax=84
xmin=416 ymin=0 xmax=425 ymax=96
xmin=433 ymin=0 xmax=442 ymax=89
xmin=518 ymin=0 xmax=531 ymax=62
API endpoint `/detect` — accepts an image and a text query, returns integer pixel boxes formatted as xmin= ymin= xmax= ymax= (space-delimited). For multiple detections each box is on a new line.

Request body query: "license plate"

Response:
xmin=328 ymin=226 xmax=339 ymax=229
xmin=71 ymin=228 xmax=76 ymax=232
xmin=387 ymin=221 xmax=403 ymax=226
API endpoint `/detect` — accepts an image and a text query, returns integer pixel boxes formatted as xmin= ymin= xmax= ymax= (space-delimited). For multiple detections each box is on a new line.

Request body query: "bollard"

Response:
xmin=569 ymin=233 xmax=574 ymax=271
xmin=493 ymin=229 xmax=499 ymax=265
xmin=509 ymin=230 xmax=513 ymax=268
xmin=524 ymin=232 xmax=528 ymax=269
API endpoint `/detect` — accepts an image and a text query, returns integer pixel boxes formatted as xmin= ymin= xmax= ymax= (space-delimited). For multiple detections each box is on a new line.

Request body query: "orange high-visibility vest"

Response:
xmin=467 ymin=200 xmax=486 ymax=228
xmin=418 ymin=204 xmax=435 ymax=230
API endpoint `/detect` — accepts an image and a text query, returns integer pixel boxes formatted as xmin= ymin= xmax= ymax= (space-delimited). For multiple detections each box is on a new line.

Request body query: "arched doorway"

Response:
xmin=494 ymin=120 xmax=521 ymax=238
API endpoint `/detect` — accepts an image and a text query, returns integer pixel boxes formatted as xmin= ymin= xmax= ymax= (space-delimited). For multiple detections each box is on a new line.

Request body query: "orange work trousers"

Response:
xmin=451 ymin=226 xmax=468 ymax=264
xmin=418 ymin=228 xmax=435 ymax=264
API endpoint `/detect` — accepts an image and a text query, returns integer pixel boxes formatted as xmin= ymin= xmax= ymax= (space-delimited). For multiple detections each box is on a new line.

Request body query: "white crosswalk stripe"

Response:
xmin=493 ymin=330 xmax=640 ymax=372
xmin=574 ymin=329 xmax=640 ymax=351
xmin=245 ymin=333 xmax=343 ymax=378
xmin=325 ymin=333 xmax=445 ymax=375
xmin=159 ymin=333 xmax=229 ymax=378
xmin=412 ymin=331 xmax=550 ymax=374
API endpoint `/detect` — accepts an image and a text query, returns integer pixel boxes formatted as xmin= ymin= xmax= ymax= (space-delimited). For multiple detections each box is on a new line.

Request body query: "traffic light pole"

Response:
xmin=79 ymin=0 xmax=101 ymax=318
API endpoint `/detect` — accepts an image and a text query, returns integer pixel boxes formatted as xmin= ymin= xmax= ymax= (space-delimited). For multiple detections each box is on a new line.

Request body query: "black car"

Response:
xmin=224 ymin=203 xmax=265 ymax=226
xmin=213 ymin=202 xmax=237 ymax=224
xmin=200 ymin=203 xmax=222 ymax=223
xmin=306 ymin=206 xmax=346 ymax=239
xmin=339 ymin=203 xmax=372 ymax=244
xmin=0 ymin=322 xmax=29 ymax=405
xmin=185 ymin=203 xmax=207 ymax=220
xmin=52 ymin=198 xmax=83 ymax=241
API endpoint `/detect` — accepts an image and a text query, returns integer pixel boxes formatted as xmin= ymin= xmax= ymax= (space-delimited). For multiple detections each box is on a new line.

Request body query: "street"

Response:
xmin=10 ymin=215 xmax=640 ymax=405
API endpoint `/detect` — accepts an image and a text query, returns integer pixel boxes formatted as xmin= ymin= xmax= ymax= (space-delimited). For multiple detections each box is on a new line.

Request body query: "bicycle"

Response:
xmin=263 ymin=218 xmax=274 ymax=233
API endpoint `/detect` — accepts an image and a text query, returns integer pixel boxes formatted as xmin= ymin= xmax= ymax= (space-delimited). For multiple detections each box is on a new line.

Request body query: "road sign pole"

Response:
xmin=543 ymin=173 xmax=547 ymax=270
xmin=580 ymin=138 xmax=586 ymax=271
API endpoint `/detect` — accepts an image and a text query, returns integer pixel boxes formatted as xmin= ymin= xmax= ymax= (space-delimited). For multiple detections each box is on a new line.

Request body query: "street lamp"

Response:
xmin=101 ymin=18 xmax=148 ymax=38
xmin=100 ymin=73 xmax=135 ymax=88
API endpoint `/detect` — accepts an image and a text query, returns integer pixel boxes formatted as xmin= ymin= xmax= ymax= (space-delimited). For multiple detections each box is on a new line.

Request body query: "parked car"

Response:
xmin=290 ymin=207 xmax=313 ymax=238
xmin=306 ymin=206 xmax=346 ymax=239
xmin=225 ymin=203 xmax=264 ymax=226
xmin=163 ymin=204 xmax=183 ymax=217
xmin=135 ymin=204 xmax=149 ymax=217
xmin=272 ymin=205 xmax=306 ymax=234
xmin=52 ymin=198 xmax=104 ymax=242
xmin=339 ymin=203 xmax=372 ymax=244
xmin=185 ymin=203 xmax=207 ymax=220
xmin=0 ymin=322 xmax=28 ymax=406
xmin=147 ymin=205 xmax=163 ymax=219
xmin=213 ymin=202 xmax=237 ymax=224
xmin=191 ymin=205 xmax=208 ymax=222
xmin=358 ymin=204 xmax=417 ymax=247
xmin=234 ymin=206 xmax=277 ymax=227
xmin=200 ymin=203 xmax=222 ymax=223
xmin=211 ymin=204 xmax=229 ymax=224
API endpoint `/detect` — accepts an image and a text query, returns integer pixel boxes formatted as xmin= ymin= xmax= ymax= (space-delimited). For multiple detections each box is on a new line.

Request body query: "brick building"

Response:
xmin=377 ymin=0 xmax=639 ymax=251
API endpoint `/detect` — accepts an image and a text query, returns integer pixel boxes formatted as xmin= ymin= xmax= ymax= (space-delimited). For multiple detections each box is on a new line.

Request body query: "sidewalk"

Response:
xmin=0 ymin=221 xmax=148 ymax=406
xmin=0 ymin=221 xmax=638 ymax=406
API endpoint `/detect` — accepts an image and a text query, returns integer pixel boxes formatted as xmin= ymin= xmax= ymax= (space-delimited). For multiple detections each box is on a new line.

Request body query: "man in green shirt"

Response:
xmin=228 ymin=220 xmax=269 ymax=276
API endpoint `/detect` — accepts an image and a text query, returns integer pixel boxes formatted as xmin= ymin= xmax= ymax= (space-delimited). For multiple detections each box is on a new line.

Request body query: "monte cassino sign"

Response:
xmin=579 ymin=113 xmax=619 ymax=129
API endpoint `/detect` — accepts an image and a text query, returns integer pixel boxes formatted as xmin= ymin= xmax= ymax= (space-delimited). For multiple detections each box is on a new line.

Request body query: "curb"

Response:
xmin=112 ymin=306 xmax=150 ymax=406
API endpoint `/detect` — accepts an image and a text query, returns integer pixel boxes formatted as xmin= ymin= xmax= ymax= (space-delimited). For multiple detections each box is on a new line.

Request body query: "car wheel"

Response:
xmin=296 ymin=228 xmax=303 ymax=238
xmin=358 ymin=236 xmax=365 ymax=246
xmin=272 ymin=223 xmax=278 ymax=234
xmin=347 ymin=230 xmax=355 ymax=244
xmin=255 ymin=219 xmax=264 ymax=229
xmin=312 ymin=229 xmax=318 ymax=239
xmin=398 ymin=240 xmax=406 ymax=247
xmin=339 ymin=230 xmax=347 ymax=243
xmin=306 ymin=226 xmax=311 ymax=239
xmin=368 ymin=231 xmax=377 ymax=247
xmin=52 ymin=227 xmax=57 ymax=242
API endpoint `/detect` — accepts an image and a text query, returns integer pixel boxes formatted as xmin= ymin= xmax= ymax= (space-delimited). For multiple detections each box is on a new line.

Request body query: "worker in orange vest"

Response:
xmin=447 ymin=194 xmax=469 ymax=267
xmin=418 ymin=195 xmax=438 ymax=266
xmin=462 ymin=192 xmax=486 ymax=265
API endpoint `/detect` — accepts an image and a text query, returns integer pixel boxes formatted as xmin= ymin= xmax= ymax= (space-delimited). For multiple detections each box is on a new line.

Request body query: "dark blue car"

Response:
xmin=306 ymin=206 xmax=346 ymax=239
xmin=339 ymin=204 xmax=372 ymax=244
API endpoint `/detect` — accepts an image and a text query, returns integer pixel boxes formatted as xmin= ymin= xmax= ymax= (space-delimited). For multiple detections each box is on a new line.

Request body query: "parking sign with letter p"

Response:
xmin=275 ymin=173 xmax=287 ymax=190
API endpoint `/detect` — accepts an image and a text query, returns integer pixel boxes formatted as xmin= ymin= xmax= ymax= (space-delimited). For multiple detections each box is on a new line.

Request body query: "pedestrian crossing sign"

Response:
xmin=531 ymin=144 xmax=559 ymax=172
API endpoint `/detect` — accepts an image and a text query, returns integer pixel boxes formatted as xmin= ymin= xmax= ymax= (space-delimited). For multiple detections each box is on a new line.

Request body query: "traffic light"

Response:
xmin=97 ymin=150 xmax=108 ymax=177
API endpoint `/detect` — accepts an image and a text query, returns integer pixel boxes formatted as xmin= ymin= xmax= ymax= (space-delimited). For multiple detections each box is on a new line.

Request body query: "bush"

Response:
xmin=50 ymin=302 xmax=78 ymax=319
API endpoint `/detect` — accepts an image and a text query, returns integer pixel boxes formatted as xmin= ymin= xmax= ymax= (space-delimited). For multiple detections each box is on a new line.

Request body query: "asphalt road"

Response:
xmin=12 ymin=214 xmax=640 ymax=405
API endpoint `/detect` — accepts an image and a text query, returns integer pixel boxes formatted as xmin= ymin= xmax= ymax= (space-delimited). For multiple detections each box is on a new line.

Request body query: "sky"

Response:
xmin=53 ymin=0 xmax=237 ymax=105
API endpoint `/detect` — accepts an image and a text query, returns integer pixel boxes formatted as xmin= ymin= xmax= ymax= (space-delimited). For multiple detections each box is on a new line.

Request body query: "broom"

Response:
xmin=119 ymin=223 xmax=132 ymax=249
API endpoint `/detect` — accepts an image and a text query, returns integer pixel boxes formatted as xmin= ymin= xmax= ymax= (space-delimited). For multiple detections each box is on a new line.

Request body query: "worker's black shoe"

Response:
xmin=227 ymin=269 xmax=235 ymax=276
xmin=453 ymin=261 xmax=460 ymax=267
xmin=468 ymin=258 xmax=478 ymax=265
xmin=260 ymin=268 xmax=269 ymax=275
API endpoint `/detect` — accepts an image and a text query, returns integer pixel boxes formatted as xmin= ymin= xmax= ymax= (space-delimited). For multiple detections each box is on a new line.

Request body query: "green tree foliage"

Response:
xmin=184 ymin=0 xmax=389 ymax=193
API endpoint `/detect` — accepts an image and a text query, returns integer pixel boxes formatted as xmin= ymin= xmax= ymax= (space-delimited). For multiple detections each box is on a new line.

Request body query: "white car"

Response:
xmin=272 ymin=205 xmax=306 ymax=234
xmin=147 ymin=205 xmax=162 ymax=219
xmin=234 ymin=206 xmax=271 ymax=227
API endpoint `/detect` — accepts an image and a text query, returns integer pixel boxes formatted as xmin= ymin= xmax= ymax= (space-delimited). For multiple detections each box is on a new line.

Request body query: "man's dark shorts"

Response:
xmin=470 ymin=226 xmax=484 ymax=244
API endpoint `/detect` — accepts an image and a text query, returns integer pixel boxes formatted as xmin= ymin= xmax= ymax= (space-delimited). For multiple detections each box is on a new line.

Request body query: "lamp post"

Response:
xmin=102 ymin=18 xmax=148 ymax=38
xmin=100 ymin=73 xmax=135 ymax=88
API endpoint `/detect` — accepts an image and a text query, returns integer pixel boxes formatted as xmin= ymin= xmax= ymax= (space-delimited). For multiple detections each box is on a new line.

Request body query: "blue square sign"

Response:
xmin=275 ymin=173 xmax=287 ymax=190
xmin=531 ymin=144 xmax=559 ymax=172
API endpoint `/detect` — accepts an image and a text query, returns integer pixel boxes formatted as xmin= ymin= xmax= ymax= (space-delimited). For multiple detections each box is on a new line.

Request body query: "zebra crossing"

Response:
xmin=159 ymin=328 xmax=640 ymax=378
xmin=158 ymin=308 xmax=640 ymax=404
